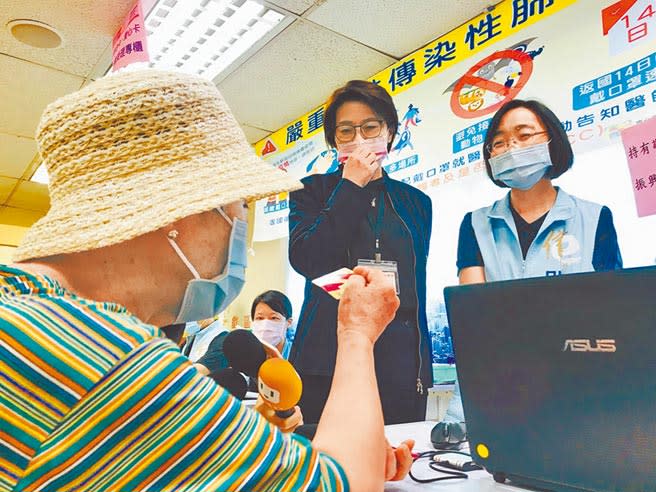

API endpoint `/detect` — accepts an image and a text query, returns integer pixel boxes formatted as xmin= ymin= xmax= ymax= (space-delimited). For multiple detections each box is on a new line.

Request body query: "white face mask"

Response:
xmin=336 ymin=134 xmax=389 ymax=164
xmin=169 ymin=208 xmax=248 ymax=323
xmin=488 ymin=141 xmax=553 ymax=190
xmin=251 ymin=319 xmax=287 ymax=347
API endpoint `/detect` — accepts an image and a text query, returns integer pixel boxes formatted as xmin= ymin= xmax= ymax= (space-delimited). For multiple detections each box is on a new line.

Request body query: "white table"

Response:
xmin=384 ymin=421 xmax=527 ymax=491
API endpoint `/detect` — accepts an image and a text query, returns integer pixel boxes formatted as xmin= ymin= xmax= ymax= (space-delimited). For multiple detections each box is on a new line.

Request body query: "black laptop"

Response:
xmin=444 ymin=266 xmax=656 ymax=492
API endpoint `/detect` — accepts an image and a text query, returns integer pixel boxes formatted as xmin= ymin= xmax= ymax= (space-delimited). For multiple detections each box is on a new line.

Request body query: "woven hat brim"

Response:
xmin=13 ymin=154 xmax=301 ymax=262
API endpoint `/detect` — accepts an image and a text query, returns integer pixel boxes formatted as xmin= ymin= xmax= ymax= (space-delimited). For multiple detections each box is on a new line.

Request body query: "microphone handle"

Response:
xmin=275 ymin=408 xmax=295 ymax=418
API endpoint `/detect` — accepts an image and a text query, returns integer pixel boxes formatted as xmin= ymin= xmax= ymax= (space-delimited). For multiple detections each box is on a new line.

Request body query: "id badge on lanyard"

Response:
xmin=357 ymin=190 xmax=400 ymax=294
xmin=357 ymin=258 xmax=400 ymax=294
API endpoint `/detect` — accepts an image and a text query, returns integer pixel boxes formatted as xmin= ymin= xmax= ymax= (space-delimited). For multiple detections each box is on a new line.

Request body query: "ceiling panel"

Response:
xmin=0 ymin=206 xmax=44 ymax=227
xmin=218 ymin=19 xmax=395 ymax=132
xmin=0 ymin=54 xmax=85 ymax=137
xmin=6 ymin=181 xmax=50 ymax=211
xmin=0 ymin=0 xmax=135 ymax=77
xmin=267 ymin=0 xmax=317 ymax=15
xmin=307 ymin=0 xmax=496 ymax=58
xmin=86 ymin=41 xmax=114 ymax=81
xmin=242 ymin=124 xmax=273 ymax=144
xmin=0 ymin=177 xmax=19 ymax=204
xmin=0 ymin=133 xmax=38 ymax=179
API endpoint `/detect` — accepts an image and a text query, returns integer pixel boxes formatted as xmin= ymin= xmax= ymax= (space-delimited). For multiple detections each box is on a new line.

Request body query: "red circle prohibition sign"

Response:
xmin=450 ymin=49 xmax=533 ymax=119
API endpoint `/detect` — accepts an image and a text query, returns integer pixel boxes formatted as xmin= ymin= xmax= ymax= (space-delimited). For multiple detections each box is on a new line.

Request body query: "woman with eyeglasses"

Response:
xmin=442 ymin=99 xmax=623 ymax=425
xmin=288 ymin=80 xmax=433 ymax=425
xmin=458 ymin=99 xmax=622 ymax=284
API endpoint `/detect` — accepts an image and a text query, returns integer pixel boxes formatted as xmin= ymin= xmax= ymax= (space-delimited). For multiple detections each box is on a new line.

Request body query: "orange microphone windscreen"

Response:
xmin=258 ymin=358 xmax=303 ymax=412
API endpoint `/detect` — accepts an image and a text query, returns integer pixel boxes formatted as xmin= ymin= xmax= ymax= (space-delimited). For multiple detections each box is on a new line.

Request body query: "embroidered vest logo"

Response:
xmin=543 ymin=230 xmax=581 ymax=265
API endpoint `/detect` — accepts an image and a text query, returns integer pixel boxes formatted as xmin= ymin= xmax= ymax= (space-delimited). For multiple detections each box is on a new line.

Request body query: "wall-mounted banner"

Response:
xmin=253 ymin=0 xmax=579 ymax=240
xmin=253 ymin=0 xmax=574 ymax=160
xmin=254 ymin=0 xmax=656 ymax=245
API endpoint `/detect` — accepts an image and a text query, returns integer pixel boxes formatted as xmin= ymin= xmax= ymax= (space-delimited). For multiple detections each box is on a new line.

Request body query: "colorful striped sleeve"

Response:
xmin=15 ymin=339 xmax=348 ymax=492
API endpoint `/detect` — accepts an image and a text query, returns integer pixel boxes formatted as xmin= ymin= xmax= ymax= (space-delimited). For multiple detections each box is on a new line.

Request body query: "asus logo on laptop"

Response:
xmin=562 ymin=339 xmax=616 ymax=352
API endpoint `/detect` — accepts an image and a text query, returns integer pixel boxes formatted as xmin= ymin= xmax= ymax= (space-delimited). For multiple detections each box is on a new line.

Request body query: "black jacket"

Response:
xmin=288 ymin=169 xmax=433 ymax=390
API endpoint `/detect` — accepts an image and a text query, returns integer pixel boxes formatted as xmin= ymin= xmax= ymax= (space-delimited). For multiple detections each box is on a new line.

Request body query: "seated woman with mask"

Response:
xmin=192 ymin=290 xmax=293 ymax=376
xmin=192 ymin=291 xmax=299 ymax=430
xmin=251 ymin=290 xmax=293 ymax=357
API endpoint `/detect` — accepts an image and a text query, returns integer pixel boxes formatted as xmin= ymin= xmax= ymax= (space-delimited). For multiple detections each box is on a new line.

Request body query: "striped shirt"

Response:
xmin=0 ymin=265 xmax=348 ymax=492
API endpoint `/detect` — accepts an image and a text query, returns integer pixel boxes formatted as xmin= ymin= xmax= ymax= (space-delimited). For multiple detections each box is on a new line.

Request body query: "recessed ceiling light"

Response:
xmin=7 ymin=19 xmax=62 ymax=49
xmin=143 ymin=0 xmax=288 ymax=81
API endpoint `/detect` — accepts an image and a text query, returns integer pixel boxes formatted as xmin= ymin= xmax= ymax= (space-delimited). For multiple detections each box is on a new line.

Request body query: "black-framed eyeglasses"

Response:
xmin=486 ymin=130 xmax=549 ymax=155
xmin=335 ymin=119 xmax=385 ymax=142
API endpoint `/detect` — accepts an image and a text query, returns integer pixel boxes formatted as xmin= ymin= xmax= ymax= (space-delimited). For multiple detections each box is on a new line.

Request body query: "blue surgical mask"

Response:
xmin=489 ymin=141 xmax=552 ymax=191
xmin=169 ymin=208 xmax=248 ymax=323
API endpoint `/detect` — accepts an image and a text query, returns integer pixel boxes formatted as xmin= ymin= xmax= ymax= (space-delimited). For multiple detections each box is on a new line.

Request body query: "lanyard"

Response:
xmin=366 ymin=190 xmax=386 ymax=263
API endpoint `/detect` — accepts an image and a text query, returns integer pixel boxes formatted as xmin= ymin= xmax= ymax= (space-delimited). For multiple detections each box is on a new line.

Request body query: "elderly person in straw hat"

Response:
xmin=0 ymin=70 xmax=414 ymax=492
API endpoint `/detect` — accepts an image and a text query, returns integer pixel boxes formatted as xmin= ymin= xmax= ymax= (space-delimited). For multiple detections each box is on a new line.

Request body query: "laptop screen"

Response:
xmin=444 ymin=266 xmax=656 ymax=492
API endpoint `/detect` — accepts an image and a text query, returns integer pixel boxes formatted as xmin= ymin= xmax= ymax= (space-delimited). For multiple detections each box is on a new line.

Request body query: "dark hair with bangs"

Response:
xmin=483 ymin=99 xmax=574 ymax=188
xmin=323 ymin=80 xmax=398 ymax=152
xmin=250 ymin=290 xmax=292 ymax=320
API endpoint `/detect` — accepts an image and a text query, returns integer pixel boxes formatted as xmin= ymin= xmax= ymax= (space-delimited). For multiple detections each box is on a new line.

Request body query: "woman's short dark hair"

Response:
xmin=324 ymin=80 xmax=399 ymax=152
xmin=483 ymin=99 xmax=574 ymax=188
xmin=250 ymin=290 xmax=292 ymax=320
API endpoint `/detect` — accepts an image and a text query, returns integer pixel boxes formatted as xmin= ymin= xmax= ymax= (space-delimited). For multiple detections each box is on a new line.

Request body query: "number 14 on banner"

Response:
xmin=603 ymin=0 xmax=656 ymax=56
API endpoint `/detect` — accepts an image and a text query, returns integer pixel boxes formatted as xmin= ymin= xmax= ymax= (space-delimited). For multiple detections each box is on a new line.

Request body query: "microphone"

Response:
xmin=223 ymin=329 xmax=267 ymax=378
xmin=209 ymin=367 xmax=248 ymax=400
xmin=222 ymin=329 xmax=303 ymax=420
xmin=257 ymin=358 xmax=303 ymax=418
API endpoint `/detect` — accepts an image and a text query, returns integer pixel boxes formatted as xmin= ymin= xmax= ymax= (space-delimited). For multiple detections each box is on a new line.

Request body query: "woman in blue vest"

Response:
xmin=444 ymin=99 xmax=622 ymax=424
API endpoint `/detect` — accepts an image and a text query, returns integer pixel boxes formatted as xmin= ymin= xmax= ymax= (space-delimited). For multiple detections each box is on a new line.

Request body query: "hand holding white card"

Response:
xmin=312 ymin=267 xmax=354 ymax=300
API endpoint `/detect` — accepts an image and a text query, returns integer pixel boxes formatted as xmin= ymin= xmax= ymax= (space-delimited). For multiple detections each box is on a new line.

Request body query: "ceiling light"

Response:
xmin=143 ymin=0 xmax=287 ymax=81
xmin=30 ymin=163 xmax=49 ymax=185
xmin=7 ymin=19 xmax=62 ymax=49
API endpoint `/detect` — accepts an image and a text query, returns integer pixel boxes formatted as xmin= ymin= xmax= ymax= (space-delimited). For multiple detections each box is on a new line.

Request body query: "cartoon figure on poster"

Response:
xmin=305 ymin=148 xmax=339 ymax=175
xmin=444 ymin=38 xmax=545 ymax=117
xmin=402 ymin=104 xmax=422 ymax=128
xmin=394 ymin=103 xmax=423 ymax=153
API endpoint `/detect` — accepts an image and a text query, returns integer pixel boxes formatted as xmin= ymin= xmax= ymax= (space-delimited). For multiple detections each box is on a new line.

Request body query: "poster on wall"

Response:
xmin=602 ymin=0 xmax=656 ymax=56
xmin=253 ymin=0 xmax=656 ymax=363
xmin=621 ymin=116 xmax=656 ymax=216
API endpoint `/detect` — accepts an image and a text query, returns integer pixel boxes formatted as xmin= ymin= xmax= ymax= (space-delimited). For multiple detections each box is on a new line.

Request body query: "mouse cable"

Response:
xmin=409 ymin=450 xmax=473 ymax=483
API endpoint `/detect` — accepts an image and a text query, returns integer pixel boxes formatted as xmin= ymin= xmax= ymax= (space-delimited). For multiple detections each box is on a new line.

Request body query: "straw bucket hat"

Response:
xmin=14 ymin=69 xmax=300 ymax=261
